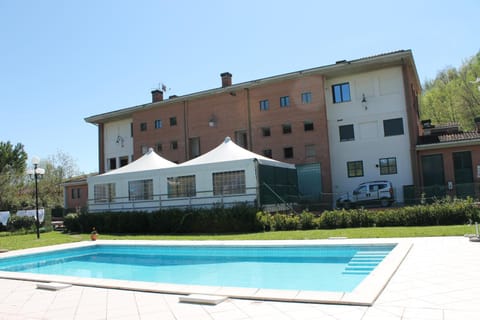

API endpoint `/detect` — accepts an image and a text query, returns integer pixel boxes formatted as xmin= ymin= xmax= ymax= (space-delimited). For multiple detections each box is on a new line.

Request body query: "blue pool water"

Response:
xmin=0 ymin=244 xmax=395 ymax=292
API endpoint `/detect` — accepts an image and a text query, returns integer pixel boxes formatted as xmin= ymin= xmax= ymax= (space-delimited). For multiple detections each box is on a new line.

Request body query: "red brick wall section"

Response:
xmin=132 ymin=74 xmax=332 ymax=194
xmin=65 ymin=182 xmax=89 ymax=210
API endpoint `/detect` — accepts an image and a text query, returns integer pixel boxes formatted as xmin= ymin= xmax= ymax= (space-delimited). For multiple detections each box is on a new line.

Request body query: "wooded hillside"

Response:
xmin=420 ymin=51 xmax=480 ymax=131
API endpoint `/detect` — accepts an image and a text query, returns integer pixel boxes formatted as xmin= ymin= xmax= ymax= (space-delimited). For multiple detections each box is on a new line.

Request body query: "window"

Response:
xmin=304 ymin=121 xmax=314 ymax=131
xmin=154 ymin=119 xmax=162 ymax=129
xmin=282 ymin=123 xmax=292 ymax=134
xmin=284 ymin=147 xmax=294 ymax=159
xmin=259 ymin=99 xmax=269 ymax=111
xmin=108 ymin=158 xmax=116 ymax=170
xmin=339 ymin=124 xmax=355 ymax=141
xmin=128 ymin=179 xmax=153 ymax=201
xmin=171 ymin=140 xmax=178 ymax=150
xmin=347 ymin=161 xmax=364 ymax=177
xmin=140 ymin=122 xmax=147 ymax=131
xmin=119 ymin=156 xmax=129 ymax=167
xmin=213 ymin=170 xmax=246 ymax=195
xmin=383 ymin=118 xmax=404 ymax=136
xmin=262 ymin=149 xmax=272 ymax=158
xmin=167 ymin=175 xmax=196 ymax=198
xmin=301 ymin=92 xmax=312 ymax=104
xmin=156 ymin=143 xmax=162 ymax=152
xmin=332 ymin=83 xmax=351 ymax=103
xmin=379 ymin=157 xmax=398 ymax=175
xmin=305 ymin=144 xmax=316 ymax=158
xmin=280 ymin=96 xmax=290 ymax=107
xmin=169 ymin=117 xmax=177 ymax=126
xmin=141 ymin=145 xmax=148 ymax=154
xmin=94 ymin=183 xmax=116 ymax=203
xmin=262 ymin=127 xmax=271 ymax=137
xmin=71 ymin=188 xmax=80 ymax=199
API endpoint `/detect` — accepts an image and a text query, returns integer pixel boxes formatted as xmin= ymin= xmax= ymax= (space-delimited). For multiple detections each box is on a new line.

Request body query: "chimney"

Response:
xmin=151 ymin=89 xmax=163 ymax=102
xmin=220 ymin=72 xmax=232 ymax=87
xmin=421 ymin=119 xmax=433 ymax=129
xmin=475 ymin=117 xmax=480 ymax=133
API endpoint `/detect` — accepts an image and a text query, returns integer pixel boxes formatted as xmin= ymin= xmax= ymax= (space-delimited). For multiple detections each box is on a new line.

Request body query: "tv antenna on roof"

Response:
xmin=157 ymin=82 xmax=170 ymax=92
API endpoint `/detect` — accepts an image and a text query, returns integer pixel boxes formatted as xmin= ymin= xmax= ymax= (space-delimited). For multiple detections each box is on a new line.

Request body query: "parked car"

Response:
xmin=336 ymin=181 xmax=394 ymax=209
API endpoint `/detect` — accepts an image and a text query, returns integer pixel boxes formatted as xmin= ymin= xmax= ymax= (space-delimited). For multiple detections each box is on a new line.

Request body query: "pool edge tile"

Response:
xmin=0 ymin=239 xmax=412 ymax=306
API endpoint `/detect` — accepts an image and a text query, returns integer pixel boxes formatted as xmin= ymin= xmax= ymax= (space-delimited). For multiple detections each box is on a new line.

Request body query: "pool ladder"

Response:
xmin=342 ymin=251 xmax=390 ymax=275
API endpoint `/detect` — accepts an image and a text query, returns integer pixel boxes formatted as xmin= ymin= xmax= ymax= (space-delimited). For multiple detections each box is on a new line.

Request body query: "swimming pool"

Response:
xmin=0 ymin=240 xmax=412 ymax=305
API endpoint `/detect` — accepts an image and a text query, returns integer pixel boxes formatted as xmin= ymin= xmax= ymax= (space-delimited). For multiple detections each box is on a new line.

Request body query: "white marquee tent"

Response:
xmin=88 ymin=137 xmax=297 ymax=212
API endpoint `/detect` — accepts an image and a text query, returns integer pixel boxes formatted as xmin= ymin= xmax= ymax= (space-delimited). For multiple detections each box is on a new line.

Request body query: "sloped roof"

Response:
xmin=101 ymin=148 xmax=177 ymax=176
xmin=85 ymin=50 xmax=417 ymax=125
xmin=177 ymin=137 xmax=295 ymax=169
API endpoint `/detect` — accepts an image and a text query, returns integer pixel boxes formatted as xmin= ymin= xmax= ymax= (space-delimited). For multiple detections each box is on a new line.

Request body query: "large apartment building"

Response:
xmin=85 ymin=50 xmax=421 ymax=207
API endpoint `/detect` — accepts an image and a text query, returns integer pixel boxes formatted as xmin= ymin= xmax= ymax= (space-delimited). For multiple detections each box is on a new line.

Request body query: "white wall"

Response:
xmin=326 ymin=67 xmax=414 ymax=204
xmin=104 ymin=119 xmax=133 ymax=171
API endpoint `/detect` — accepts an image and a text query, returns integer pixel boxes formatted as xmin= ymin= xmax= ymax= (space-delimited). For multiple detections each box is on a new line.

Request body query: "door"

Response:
xmin=296 ymin=163 xmax=322 ymax=201
xmin=421 ymin=154 xmax=446 ymax=200
xmin=453 ymin=151 xmax=474 ymax=198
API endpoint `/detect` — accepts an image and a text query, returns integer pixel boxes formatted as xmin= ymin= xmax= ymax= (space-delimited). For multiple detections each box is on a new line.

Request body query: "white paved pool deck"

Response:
xmin=0 ymin=236 xmax=479 ymax=319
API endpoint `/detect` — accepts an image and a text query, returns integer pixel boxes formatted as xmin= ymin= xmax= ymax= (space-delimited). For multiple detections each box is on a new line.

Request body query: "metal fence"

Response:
xmin=403 ymin=182 xmax=480 ymax=205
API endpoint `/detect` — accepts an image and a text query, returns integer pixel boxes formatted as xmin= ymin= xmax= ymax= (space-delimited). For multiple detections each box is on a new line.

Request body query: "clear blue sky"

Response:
xmin=1 ymin=0 xmax=478 ymax=174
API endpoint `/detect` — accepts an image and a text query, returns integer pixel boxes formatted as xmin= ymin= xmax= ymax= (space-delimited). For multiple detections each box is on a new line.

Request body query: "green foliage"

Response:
xmin=259 ymin=199 xmax=479 ymax=231
xmin=37 ymin=151 xmax=81 ymax=210
xmin=421 ymin=51 xmax=480 ymax=129
xmin=62 ymin=199 xmax=480 ymax=235
xmin=64 ymin=205 xmax=262 ymax=234
xmin=0 ymin=147 xmax=80 ymax=214
xmin=0 ymin=141 xmax=28 ymax=211
xmin=64 ymin=213 xmax=82 ymax=232
xmin=0 ymin=141 xmax=27 ymax=173
xmin=7 ymin=215 xmax=35 ymax=231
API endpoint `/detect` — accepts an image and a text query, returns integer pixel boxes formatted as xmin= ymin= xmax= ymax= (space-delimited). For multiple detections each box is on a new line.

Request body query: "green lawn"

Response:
xmin=0 ymin=224 xmax=474 ymax=251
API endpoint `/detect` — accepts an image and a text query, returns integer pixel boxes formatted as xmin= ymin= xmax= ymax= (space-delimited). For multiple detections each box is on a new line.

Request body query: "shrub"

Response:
xmin=64 ymin=205 xmax=263 ymax=234
xmin=270 ymin=213 xmax=300 ymax=231
xmin=62 ymin=199 xmax=480 ymax=234
xmin=299 ymin=211 xmax=315 ymax=230
xmin=63 ymin=213 xmax=81 ymax=232
xmin=256 ymin=211 xmax=273 ymax=231
xmin=8 ymin=216 xmax=35 ymax=231
xmin=258 ymin=198 xmax=479 ymax=231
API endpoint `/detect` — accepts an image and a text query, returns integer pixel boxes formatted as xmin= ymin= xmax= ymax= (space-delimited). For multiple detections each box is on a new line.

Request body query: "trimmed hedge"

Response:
xmin=257 ymin=198 xmax=480 ymax=231
xmin=64 ymin=204 xmax=262 ymax=234
xmin=63 ymin=199 xmax=480 ymax=234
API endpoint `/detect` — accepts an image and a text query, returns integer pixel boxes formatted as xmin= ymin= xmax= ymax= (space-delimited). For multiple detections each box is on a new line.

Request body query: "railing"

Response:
xmin=403 ymin=182 xmax=480 ymax=205
xmin=89 ymin=187 xmax=249 ymax=212
xmin=87 ymin=185 xmax=299 ymax=213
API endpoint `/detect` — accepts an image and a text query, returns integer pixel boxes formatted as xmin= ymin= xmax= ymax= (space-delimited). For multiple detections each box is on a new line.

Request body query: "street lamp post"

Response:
xmin=28 ymin=156 xmax=45 ymax=239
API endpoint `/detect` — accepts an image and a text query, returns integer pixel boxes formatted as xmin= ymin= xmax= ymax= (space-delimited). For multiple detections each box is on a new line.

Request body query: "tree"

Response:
xmin=23 ymin=150 xmax=81 ymax=210
xmin=421 ymin=51 xmax=480 ymax=130
xmin=0 ymin=143 xmax=80 ymax=211
xmin=0 ymin=141 xmax=28 ymax=211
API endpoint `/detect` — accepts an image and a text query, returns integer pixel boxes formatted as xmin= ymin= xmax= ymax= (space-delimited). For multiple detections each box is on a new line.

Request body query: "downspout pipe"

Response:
xmin=246 ymin=88 xmax=253 ymax=151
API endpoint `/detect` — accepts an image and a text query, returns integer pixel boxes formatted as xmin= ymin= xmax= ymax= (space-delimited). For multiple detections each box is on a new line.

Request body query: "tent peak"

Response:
xmin=147 ymin=147 xmax=154 ymax=154
xmin=224 ymin=136 xmax=231 ymax=143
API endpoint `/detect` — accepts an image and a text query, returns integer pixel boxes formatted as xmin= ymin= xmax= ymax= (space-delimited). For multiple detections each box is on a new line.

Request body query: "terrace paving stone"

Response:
xmin=0 ymin=236 xmax=480 ymax=319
